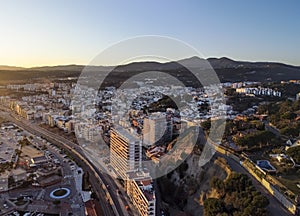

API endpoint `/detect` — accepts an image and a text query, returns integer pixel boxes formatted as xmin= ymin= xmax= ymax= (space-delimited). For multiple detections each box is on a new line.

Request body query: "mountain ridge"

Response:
xmin=1 ymin=57 xmax=300 ymax=83
xmin=1 ymin=56 xmax=299 ymax=70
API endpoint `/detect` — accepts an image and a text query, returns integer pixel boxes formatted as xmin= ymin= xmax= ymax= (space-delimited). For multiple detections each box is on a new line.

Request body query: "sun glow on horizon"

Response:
xmin=1 ymin=1 xmax=300 ymax=67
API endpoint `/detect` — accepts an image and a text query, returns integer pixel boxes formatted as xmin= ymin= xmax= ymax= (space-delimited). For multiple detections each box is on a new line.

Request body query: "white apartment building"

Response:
xmin=110 ymin=126 xmax=142 ymax=180
xmin=143 ymin=112 xmax=172 ymax=147
xmin=126 ymin=171 xmax=156 ymax=216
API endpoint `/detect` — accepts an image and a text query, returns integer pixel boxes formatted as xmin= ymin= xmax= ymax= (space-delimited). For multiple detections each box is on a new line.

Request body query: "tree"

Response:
xmin=225 ymin=173 xmax=252 ymax=193
xmin=208 ymin=172 xmax=269 ymax=215
xmin=210 ymin=176 xmax=225 ymax=194
xmin=8 ymin=175 xmax=15 ymax=188
xmin=251 ymin=194 xmax=269 ymax=208
xmin=282 ymin=111 xmax=297 ymax=120
xmin=251 ymin=120 xmax=265 ymax=130
xmin=234 ymin=131 xmax=275 ymax=148
xmin=201 ymin=120 xmax=211 ymax=131
xmin=287 ymin=146 xmax=300 ymax=164
xmin=53 ymin=200 xmax=61 ymax=205
xmin=204 ymin=198 xmax=226 ymax=216
xmin=90 ymin=192 xmax=98 ymax=200
xmin=15 ymin=149 xmax=22 ymax=156
xmin=280 ymin=127 xmax=299 ymax=137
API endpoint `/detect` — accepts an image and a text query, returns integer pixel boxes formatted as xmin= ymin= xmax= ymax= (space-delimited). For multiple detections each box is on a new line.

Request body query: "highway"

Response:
xmin=2 ymin=105 xmax=292 ymax=216
xmin=0 ymin=108 xmax=129 ymax=216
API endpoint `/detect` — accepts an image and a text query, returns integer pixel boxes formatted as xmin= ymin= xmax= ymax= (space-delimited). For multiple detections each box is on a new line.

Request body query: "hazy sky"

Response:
xmin=0 ymin=0 xmax=299 ymax=67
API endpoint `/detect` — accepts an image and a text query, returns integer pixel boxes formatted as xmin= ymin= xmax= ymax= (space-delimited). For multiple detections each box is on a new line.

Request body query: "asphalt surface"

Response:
xmin=220 ymin=153 xmax=292 ymax=216
xmin=1 ymin=107 xmax=293 ymax=216
xmin=0 ymin=109 xmax=125 ymax=216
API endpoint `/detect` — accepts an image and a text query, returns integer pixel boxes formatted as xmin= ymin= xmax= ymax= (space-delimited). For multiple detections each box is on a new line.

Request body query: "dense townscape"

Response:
xmin=0 ymin=71 xmax=299 ymax=216
xmin=1 ymin=0 xmax=300 ymax=215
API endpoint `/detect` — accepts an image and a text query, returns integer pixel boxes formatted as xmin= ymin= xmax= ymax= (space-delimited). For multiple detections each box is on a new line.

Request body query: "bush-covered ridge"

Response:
xmin=204 ymin=172 xmax=269 ymax=216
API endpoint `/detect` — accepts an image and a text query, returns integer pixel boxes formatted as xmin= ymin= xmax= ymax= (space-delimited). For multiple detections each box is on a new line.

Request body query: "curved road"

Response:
xmin=0 ymin=109 xmax=128 ymax=216
xmin=4 ymin=106 xmax=291 ymax=216
xmin=217 ymin=153 xmax=292 ymax=216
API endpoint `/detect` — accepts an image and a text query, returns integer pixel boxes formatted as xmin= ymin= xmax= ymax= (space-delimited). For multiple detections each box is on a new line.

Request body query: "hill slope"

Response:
xmin=1 ymin=57 xmax=300 ymax=83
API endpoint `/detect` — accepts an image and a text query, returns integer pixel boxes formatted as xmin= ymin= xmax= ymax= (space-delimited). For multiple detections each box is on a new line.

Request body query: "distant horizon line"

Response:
xmin=0 ymin=56 xmax=299 ymax=69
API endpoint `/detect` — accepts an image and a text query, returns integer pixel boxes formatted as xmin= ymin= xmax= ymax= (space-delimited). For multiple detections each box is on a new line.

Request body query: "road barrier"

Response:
xmin=208 ymin=138 xmax=299 ymax=215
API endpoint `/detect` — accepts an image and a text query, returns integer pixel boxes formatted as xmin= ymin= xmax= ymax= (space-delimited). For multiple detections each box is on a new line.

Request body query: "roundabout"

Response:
xmin=50 ymin=187 xmax=71 ymax=199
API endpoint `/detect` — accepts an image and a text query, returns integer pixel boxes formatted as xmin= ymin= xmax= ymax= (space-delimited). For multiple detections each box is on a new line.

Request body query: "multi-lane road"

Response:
xmin=218 ymin=153 xmax=292 ymax=216
xmin=0 ymin=108 xmax=130 ymax=216
xmin=2 ymin=105 xmax=292 ymax=216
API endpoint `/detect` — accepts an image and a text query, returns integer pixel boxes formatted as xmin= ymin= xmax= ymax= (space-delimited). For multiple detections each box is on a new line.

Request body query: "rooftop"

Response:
xmin=85 ymin=199 xmax=102 ymax=216
xmin=127 ymin=171 xmax=155 ymax=202
xmin=113 ymin=125 xmax=141 ymax=143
